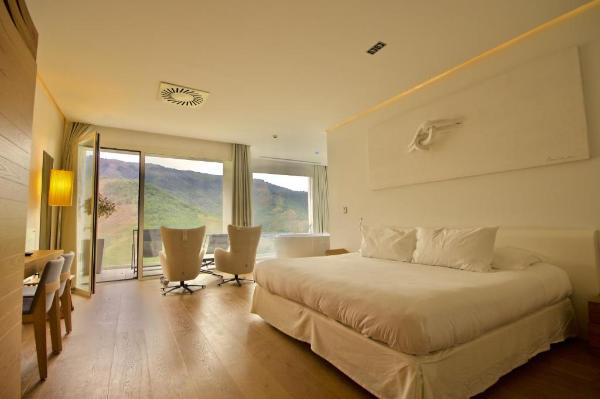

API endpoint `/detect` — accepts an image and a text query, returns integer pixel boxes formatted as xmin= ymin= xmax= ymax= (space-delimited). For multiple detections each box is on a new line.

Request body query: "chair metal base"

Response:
xmin=200 ymin=260 xmax=223 ymax=278
xmin=199 ymin=268 xmax=223 ymax=278
xmin=218 ymin=274 xmax=254 ymax=287
xmin=161 ymin=280 xmax=205 ymax=295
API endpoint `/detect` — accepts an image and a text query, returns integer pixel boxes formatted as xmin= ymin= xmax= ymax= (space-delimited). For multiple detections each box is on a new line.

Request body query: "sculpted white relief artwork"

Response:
xmin=407 ymin=118 xmax=464 ymax=153
xmin=368 ymin=47 xmax=589 ymax=189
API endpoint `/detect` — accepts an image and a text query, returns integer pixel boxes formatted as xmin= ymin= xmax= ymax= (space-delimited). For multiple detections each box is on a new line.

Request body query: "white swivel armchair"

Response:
xmin=159 ymin=226 xmax=206 ymax=295
xmin=216 ymin=225 xmax=261 ymax=286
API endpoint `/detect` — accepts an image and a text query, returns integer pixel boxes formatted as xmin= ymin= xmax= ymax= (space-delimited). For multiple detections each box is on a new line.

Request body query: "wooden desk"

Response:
xmin=325 ymin=248 xmax=350 ymax=256
xmin=24 ymin=250 xmax=64 ymax=278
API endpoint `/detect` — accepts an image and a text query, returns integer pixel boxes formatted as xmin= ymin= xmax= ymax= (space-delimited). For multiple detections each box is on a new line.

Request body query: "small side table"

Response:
xmin=589 ymin=295 xmax=600 ymax=354
xmin=325 ymin=248 xmax=349 ymax=256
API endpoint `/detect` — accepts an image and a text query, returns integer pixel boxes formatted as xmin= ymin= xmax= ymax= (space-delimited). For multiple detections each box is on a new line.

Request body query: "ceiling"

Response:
xmin=26 ymin=0 xmax=587 ymax=164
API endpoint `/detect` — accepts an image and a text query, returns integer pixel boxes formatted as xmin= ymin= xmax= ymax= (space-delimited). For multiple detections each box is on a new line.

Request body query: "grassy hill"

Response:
xmin=97 ymin=157 xmax=309 ymax=267
xmin=253 ymin=179 xmax=309 ymax=232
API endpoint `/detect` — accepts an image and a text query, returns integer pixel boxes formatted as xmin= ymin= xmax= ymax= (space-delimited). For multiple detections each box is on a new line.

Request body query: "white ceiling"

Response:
xmin=27 ymin=0 xmax=587 ymax=164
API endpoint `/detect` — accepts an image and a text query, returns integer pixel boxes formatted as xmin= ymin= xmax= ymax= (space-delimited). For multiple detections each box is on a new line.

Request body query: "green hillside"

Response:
xmin=97 ymin=157 xmax=309 ymax=267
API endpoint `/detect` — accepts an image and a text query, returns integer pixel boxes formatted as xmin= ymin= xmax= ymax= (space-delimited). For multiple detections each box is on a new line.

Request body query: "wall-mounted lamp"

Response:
xmin=48 ymin=169 xmax=74 ymax=207
xmin=408 ymin=118 xmax=464 ymax=152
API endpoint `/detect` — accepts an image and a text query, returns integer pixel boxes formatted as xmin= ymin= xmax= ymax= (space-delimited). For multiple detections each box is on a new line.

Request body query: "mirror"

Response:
xmin=39 ymin=151 xmax=54 ymax=249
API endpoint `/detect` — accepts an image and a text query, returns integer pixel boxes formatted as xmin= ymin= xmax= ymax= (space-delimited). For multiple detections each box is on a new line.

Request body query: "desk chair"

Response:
xmin=22 ymin=258 xmax=64 ymax=380
xmin=59 ymin=252 xmax=75 ymax=334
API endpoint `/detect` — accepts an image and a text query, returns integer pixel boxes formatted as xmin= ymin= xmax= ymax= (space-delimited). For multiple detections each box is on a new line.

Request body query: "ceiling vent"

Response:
xmin=158 ymin=82 xmax=209 ymax=108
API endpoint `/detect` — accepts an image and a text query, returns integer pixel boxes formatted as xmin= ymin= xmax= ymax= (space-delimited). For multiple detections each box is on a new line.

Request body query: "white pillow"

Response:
xmin=492 ymin=246 xmax=544 ymax=270
xmin=360 ymin=225 xmax=416 ymax=262
xmin=413 ymin=227 xmax=499 ymax=272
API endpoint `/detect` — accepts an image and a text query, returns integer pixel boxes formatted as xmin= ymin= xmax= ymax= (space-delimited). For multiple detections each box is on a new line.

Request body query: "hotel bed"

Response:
xmin=250 ymin=229 xmax=599 ymax=399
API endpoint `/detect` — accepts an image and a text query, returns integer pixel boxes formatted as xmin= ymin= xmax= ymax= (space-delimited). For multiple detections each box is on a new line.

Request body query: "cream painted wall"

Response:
xmin=97 ymin=126 xmax=233 ymax=163
xmin=25 ymin=78 xmax=65 ymax=250
xmin=327 ymin=7 xmax=600 ymax=251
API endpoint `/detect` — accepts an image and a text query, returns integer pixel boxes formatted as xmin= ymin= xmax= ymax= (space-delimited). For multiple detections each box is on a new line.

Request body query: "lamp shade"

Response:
xmin=48 ymin=169 xmax=73 ymax=206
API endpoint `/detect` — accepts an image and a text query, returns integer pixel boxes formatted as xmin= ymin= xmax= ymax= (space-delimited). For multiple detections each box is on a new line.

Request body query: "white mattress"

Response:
xmin=254 ymin=253 xmax=572 ymax=355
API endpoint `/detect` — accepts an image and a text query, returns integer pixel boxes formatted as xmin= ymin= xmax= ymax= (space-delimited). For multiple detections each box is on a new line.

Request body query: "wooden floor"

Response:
xmin=21 ymin=277 xmax=600 ymax=399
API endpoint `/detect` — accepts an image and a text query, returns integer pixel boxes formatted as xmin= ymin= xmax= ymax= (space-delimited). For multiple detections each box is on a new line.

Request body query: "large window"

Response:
xmin=252 ymin=173 xmax=310 ymax=256
xmin=143 ymin=156 xmax=223 ymax=274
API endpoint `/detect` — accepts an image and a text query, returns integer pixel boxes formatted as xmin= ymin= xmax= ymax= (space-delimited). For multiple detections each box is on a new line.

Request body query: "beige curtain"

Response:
xmin=56 ymin=122 xmax=94 ymax=247
xmin=61 ymin=122 xmax=93 ymax=170
xmin=311 ymin=165 xmax=329 ymax=233
xmin=232 ymin=144 xmax=253 ymax=227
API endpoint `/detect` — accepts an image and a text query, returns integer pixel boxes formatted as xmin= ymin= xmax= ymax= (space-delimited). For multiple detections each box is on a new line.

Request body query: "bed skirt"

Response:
xmin=250 ymin=284 xmax=576 ymax=399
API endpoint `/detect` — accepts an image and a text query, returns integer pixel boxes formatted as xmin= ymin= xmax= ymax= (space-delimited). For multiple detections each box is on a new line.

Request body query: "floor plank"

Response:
xmin=21 ymin=278 xmax=600 ymax=398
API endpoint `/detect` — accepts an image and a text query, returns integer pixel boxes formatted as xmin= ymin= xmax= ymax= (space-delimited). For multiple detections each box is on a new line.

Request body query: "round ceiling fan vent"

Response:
xmin=158 ymin=82 xmax=209 ymax=108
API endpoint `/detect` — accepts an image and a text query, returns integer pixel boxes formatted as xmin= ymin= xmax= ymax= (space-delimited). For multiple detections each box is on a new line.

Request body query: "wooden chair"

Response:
xmin=22 ymin=257 xmax=64 ymax=380
xmin=58 ymin=252 xmax=75 ymax=334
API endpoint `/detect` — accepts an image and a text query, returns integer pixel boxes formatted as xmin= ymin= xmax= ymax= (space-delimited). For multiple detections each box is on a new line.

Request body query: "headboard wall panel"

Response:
xmin=496 ymin=228 xmax=599 ymax=336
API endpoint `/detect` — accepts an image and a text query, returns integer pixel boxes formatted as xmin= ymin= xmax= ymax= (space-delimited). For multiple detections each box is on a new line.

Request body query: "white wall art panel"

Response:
xmin=368 ymin=47 xmax=589 ymax=189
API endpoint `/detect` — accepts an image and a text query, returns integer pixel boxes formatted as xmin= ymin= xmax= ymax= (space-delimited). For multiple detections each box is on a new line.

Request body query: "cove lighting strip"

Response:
xmin=326 ymin=0 xmax=600 ymax=133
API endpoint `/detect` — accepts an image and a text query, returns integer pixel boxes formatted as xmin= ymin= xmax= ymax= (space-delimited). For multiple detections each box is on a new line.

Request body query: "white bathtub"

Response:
xmin=274 ymin=233 xmax=330 ymax=258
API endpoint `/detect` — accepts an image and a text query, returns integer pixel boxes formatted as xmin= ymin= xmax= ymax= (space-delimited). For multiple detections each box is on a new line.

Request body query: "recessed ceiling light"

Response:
xmin=367 ymin=41 xmax=386 ymax=55
xmin=272 ymin=134 xmax=279 ymax=139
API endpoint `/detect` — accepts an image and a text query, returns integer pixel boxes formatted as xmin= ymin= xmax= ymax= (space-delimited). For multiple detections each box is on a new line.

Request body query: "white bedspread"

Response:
xmin=253 ymin=253 xmax=572 ymax=355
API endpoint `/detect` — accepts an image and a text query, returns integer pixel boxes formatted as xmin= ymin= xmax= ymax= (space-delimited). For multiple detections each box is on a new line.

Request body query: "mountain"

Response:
xmin=97 ymin=157 xmax=309 ymax=266
xmin=253 ymin=179 xmax=309 ymax=232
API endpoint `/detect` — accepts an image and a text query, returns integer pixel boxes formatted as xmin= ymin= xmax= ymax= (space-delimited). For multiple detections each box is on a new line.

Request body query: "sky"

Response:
xmin=101 ymin=151 xmax=223 ymax=175
xmin=253 ymin=173 xmax=308 ymax=192
xmin=100 ymin=151 xmax=308 ymax=191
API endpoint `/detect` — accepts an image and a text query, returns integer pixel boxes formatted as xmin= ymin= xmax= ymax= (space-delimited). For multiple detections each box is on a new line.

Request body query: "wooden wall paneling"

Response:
xmin=0 ymin=0 xmax=36 ymax=397
xmin=0 ymin=176 xmax=29 ymax=202
xmin=0 ymin=9 xmax=36 ymax=135
xmin=0 ymin=254 xmax=23 ymax=303
xmin=0 ymin=113 xmax=32 ymax=153
xmin=0 ymin=289 xmax=22 ymax=331
xmin=0 ymin=153 xmax=29 ymax=184
xmin=0 ymin=59 xmax=35 ymax=135
xmin=0 ymin=207 xmax=28 ymax=257
xmin=16 ymin=0 xmax=38 ymax=44
xmin=0 ymin=133 xmax=29 ymax=164
xmin=5 ymin=0 xmax=37 ymax=57
xmin=0 ymin=324 xmax=21 ymax=398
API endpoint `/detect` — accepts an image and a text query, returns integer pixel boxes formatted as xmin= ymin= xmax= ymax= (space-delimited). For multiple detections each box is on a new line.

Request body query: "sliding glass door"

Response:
xmin=96 ymin=149 xmax=141 ymax=282
xmin=74 ymin=132 xmax=100 ymax=295
xmin=141 ymin=155 xmax=224 ymax=277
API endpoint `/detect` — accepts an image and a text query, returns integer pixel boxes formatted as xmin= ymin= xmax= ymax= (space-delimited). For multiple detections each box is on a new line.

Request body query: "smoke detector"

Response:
xmin=158 ymin=82 xmax=209 ymax=108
